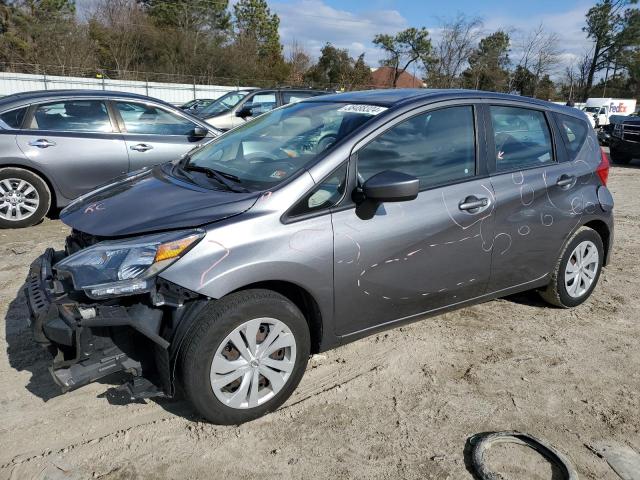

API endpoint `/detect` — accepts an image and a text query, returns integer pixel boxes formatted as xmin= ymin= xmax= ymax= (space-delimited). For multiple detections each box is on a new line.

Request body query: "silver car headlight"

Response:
xmin=55 ymin=229 xmax=204 ymax=299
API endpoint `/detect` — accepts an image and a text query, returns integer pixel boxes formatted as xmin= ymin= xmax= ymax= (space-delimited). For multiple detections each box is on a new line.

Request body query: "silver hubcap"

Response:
xmin=564 ymin=240 xmax=599 ymax=298
xmin=0 ymin=178 xmax=39 ymax=221
xmin=210 ymin=317 xmax=297 ymax=410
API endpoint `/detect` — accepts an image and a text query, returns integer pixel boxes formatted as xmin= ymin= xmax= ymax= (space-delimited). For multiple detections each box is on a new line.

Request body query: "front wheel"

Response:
xmin=539 ymin=227 xmax=604 ymax=308
xmin=180 ymin=289 xmax=310 ymax=424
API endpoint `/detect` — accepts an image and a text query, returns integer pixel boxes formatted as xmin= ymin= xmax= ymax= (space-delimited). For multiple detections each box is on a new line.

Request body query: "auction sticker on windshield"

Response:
xmin=337 ymin=104 xmax=388 ymax=115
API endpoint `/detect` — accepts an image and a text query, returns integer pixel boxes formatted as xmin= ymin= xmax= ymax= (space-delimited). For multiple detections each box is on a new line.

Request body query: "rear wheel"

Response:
xmin=609 ymin=147 xmax=632 ymax=164
xmin=539 ymin=227 xmax=604 ymax=308
xmin=0 ymin=167 xmax=51 ymax=229
xmin=180 ymin=289 xmax=310 ymax=424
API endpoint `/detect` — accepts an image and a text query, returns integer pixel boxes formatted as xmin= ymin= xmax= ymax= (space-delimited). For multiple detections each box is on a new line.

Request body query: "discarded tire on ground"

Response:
xmin=469 ymin=431 xmax=579 ymax=480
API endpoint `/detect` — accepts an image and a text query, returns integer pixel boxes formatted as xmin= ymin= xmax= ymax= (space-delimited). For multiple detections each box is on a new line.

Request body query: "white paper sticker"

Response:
xmin=337 ymin=104 xmax=388 ymax=115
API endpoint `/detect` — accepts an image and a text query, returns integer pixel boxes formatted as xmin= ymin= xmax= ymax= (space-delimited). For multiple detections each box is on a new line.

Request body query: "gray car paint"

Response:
xmin=155 ymin=89 xmax=614 ymax=350
xmin=0 ymin=90 xmax=218 ymax=207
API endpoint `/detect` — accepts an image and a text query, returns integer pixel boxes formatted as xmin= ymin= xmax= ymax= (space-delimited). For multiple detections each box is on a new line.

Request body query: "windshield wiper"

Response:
xmin=184 ymin=164 xmax=250 ymax=193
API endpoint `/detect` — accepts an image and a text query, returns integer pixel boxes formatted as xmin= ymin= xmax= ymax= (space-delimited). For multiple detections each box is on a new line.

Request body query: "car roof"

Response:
xmin=250 ymin=88 xmax=329 ymax=94
xmin=0 ymin=89 xmax=177 ymax=111
xmin=305 ymin=88 xmax=583 ymax=118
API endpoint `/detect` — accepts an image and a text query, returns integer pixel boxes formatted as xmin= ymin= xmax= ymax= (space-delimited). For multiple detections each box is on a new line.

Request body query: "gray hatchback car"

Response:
xmin=0 ymin=90 xmax=219 ymax=228
xmin=25 ymin=89 xmax=614 ymax=424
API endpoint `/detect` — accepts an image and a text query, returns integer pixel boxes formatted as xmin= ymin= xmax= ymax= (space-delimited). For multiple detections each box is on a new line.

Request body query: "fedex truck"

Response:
xmin=583 ymin=98 xmax=637 ymax=128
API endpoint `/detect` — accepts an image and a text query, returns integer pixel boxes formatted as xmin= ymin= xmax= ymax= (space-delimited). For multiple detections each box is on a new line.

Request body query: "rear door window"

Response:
xmin=247 ymin=92 xmax=277 ymax=115
xmin=283 ymin=91 xmax=318 ymax=105
xmin=29 ymin=101 xmax=113 ymax=132
xmin=114 ymin=101 xmax=197 ymax=135
xmin=556 ymin=113 xmax=589 ymax=160
xmin=0 ymin=107 xmax=27 ymax=129
xmin=489 ymin=105 xmax=554 ymax=171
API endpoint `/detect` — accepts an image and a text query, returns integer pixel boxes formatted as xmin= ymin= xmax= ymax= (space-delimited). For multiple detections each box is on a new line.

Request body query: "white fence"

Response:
xmin=0 ymin=71 xmax=253 ymax=105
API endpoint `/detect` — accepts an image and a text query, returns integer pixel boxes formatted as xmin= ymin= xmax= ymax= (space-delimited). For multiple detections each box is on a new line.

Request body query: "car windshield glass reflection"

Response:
xmin=200 ymin=91 xmax=251 ymax=117
xmin=183 ymin=101 xmax=385 ymax=191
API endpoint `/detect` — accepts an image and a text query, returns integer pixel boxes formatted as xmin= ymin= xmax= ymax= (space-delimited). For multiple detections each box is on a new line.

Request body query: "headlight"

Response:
xmin=55 ymin=229 xmax=204 ymax=299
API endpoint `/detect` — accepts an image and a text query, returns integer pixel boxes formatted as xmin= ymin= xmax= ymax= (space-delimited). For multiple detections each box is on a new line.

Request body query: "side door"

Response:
xmin=233 ymin=91 xmax=278 ymax=128
xmin=15 ymin=99 xmax=128 ymax=200
xmin=484 ymin=103 xmax=589 ymax=292
xmin=332 ymin=103 xmax=496 ymax=337
xmin=111 ymin=100 xmax=212 ymax=171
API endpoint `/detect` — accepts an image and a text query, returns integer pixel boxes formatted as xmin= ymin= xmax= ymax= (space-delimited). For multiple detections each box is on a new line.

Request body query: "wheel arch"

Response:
xmin=0 ymin=163 xmax=59 ymax=212
xmin=583 ymin=219 xmax=611 ymax=266
xmin=230 ymin=280 xmax=324 ymax=354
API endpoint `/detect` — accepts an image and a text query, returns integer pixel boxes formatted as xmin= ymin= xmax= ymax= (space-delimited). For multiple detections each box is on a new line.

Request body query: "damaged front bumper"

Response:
xmin=26 ymin=248 xmax=183 ymax=398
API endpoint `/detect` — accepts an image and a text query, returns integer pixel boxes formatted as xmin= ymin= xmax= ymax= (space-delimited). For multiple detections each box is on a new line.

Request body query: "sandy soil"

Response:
xmin=1 ymin=159 xmax=639 ymax=480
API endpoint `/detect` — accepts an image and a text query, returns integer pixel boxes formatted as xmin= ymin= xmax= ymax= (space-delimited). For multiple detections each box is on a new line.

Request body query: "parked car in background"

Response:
xmin=27 ymin=89 xmax=613 ymax=424
xmin=194 ymin=89 xmax=254 ymax=123
xmin=0 ymin=90 xmax=220 ymax=228
xmin=180 ymin=98 xmax=216 ymax=112
xmin=597 ymin=114 xmax=627 ymax=145
xmin=200 ymin=88 xmax=330 ymax=130
xmin=610 ymin=115 xmax=640 ymax=164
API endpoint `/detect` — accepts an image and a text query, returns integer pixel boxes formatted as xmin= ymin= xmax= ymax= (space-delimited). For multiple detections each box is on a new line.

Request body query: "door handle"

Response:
xmin=556 ymin=174 xmax=576 ymax=188
xmin=28 ymin=139 xmax=56 ymax=148
xmin=459 ymin=196 xmax=489 ymax=212
xmin=130 ymin=143 xmax=153 ymax=152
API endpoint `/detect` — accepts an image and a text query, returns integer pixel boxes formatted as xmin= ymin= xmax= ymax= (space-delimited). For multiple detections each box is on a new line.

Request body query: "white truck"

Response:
xmin=583 ymin=98 xmax=637 ymax=128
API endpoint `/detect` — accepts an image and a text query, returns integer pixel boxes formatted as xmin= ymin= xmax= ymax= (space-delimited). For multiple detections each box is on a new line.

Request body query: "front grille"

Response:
xmin=622 ymin=123 xmax=640 ymax=142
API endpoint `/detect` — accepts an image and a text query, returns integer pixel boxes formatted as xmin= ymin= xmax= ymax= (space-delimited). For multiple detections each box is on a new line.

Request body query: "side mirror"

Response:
xmin=192 ymin=126 xmax=208 ymax=138
xmin=361 ymin=170 xmax=419 ymax=203
xmin=236 ymin=103 xmax=254 ymax=118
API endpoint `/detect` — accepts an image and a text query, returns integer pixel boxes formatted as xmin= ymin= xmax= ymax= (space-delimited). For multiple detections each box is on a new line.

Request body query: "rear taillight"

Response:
xmin=597 ymin=147 xmax=609 ymax=186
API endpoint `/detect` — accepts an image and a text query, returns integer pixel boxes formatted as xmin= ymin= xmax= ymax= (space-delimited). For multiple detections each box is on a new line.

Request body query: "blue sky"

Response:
xmin=271 ymin=0 xmax=595 ymax=77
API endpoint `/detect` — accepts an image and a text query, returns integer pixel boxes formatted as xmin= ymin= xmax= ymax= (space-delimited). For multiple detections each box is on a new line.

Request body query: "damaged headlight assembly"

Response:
xmin=55 ymin=229 xmax=204 ymax=299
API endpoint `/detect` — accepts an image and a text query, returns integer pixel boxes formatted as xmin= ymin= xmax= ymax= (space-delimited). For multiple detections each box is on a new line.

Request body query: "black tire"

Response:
xmin=539 ymin=227 xmax=604 ymax=308
xmin=180 ymin=289 xmax=310 ymax=424
xmin=0 ymin=167 xmax=51 ymax=229
xmin=609 ymin=147 xmax=632 ymax=164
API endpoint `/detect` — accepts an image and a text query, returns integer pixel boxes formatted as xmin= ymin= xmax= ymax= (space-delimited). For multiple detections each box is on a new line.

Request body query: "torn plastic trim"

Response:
xmin=74 ymin=304 xmax=169 ymax=349
xmin=469 ymin=431 xmax=579 ymax=480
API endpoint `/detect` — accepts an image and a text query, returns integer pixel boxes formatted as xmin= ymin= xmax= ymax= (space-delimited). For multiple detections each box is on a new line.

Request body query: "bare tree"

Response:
xmin=559 ymin=49 xmax=593 ymax=102
xmin=512 ymin=24 xmax=561 ymax=96
xmin=286 ymin=40 xmax=311 ymax=85
xmin=89 ymin=0 xmax=148 ymax=76
xmin=427 ymin=14 xmax=483 ymax=88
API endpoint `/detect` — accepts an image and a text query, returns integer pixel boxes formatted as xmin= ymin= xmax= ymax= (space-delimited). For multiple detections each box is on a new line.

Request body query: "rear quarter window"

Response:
xmin=0 ymin=107 xmax=27 ymax=129
xmin=556 ymin=113 xmax=589 ymax=160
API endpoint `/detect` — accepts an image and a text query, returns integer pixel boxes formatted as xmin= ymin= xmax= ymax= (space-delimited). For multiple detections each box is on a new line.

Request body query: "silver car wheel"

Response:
xmin=564 ymin=240 xmax=599 ymax=298
xmin=210 ymin=317 xmax=297 ymax=410
xmin=0 ymin=178 xmax=40 ymax=221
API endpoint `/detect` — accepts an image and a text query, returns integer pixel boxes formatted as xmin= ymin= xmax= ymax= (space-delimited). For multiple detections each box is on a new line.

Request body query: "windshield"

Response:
xmin=183 ymin=101 xmax=386 ymax=191
xmin=584 ymin=106 xmax=602 ymax=113
xmin=199 ymin=91 xmax=251 ymax=117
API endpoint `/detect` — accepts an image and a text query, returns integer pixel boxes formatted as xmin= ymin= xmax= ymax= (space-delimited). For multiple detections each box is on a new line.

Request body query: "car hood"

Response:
xmin=60 ymin=165 xmax=260 ymax=237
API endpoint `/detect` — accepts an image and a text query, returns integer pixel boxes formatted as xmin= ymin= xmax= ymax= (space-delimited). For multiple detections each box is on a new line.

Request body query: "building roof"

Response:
xmin=370 ymin=67 xmax=425 ymax=89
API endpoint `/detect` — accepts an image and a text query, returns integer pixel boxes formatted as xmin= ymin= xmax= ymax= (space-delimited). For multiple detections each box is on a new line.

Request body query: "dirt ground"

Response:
xmin=1 ymin=158 xmax=639 ymax=480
